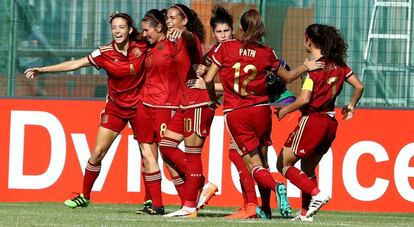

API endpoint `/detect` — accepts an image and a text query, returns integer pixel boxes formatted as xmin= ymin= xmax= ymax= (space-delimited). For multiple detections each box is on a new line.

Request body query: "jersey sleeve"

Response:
xmin=344 ymin=64 xmax=354 ymax=79
xmin=204 ymin=47 xmax=214 ymax=65
xmin=212 ymin=43 xmax=224 ymax=67
xmin=302 ymin=75 xmax=314 ymax=91
xmin=270 ymin=49 xmax=281 ymax=70
xmin=87 ymin=48 xmax=103 ymax=70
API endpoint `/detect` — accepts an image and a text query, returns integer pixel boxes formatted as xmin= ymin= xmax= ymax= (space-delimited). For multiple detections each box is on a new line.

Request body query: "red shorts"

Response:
xmin=136 ymin=102 xmax=176 ymax=143
xmin=100 ymin=99 xmax=138 ymax=137
xmin=167 ymin=106 xmax=215 ymax=138
xmin=225 ymin=105 xmax=272 ymax=156
xmin=284 ymin=113 xmax=338 ymax=158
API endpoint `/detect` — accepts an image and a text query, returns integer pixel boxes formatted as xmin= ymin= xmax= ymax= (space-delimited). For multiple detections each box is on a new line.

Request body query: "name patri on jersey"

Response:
xmin=239 ymin=48 xmax=256 ymax=58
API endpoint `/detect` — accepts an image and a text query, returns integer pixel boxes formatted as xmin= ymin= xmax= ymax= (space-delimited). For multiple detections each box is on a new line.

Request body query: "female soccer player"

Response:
xmin=275 ymin=24 xmax=364 ymax=222
xmin=24 ymin=13 xmax=147 ymax=209
xmin=204 ymin=9 xmax=323 ymax=218
xmin=134 ymin=9 xmax=187 ymax=215
xmin=190 ymin=6 xmax=266 ymax=219
xmin=160 ymin=4 xmax=218 ymax=218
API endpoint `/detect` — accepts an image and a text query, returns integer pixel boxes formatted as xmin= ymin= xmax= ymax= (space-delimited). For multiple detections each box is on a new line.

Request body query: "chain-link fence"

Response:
xmin=1 ymin=0 xmax=413 ymax=108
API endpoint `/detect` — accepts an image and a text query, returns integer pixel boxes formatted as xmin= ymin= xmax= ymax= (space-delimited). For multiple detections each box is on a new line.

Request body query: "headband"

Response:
xmin=143 ymin=14 xmax=162 ymax=25
xmin=171 ymin=5 xmax=188 ymax=19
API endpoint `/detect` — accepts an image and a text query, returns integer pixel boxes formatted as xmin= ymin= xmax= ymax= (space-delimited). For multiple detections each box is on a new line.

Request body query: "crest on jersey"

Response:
xmin=157 ymin=43 xmax=165 ymax=50
xmin=133 ymin=48 xmax=142 ymax=57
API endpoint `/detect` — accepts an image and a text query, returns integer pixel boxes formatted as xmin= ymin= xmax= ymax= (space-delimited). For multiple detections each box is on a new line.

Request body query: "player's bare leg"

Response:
xmin=64 ymin=126 xmax=118 ymax=208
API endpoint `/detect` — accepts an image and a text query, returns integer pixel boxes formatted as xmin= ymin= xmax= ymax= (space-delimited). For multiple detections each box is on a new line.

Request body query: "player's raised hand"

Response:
xmin=303 ymin=55 xmax=324 ymax=71
xmin=167 ymin=27 xmax=183 ymax=40
xmin=24 ymin=67 xmax=42 ymax=79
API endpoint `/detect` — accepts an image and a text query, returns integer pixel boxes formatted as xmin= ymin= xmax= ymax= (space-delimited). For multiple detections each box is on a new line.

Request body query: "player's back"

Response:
xmin=301 ymin=60 xmax=352 ymax=115
xmin=212 ymin=40 xmax=279 ymax=112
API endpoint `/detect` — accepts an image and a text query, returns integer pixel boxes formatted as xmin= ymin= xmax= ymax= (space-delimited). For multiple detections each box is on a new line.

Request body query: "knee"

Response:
xmin=89 ymin=148 xmax=106 ymax=164
xmin=276 ymin=153 xmax=284 ymax=173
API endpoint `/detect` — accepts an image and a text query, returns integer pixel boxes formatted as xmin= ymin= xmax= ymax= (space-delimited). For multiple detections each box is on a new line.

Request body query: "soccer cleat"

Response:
xmin=291 ymin=214 xmax=314 ymax=222
xmin=224 ymin=203 xmax=257 ymax=219
xmin=143 ymin=199 xmax=152 ymax=208
xmin=64 ymin=193 xmax=89 ymax=209
xmin=163 ymin=207 xmax=197 ymax=218
xmin=256 ymin=206 xmax=272 ymax=219
xmin=196 ymin=182 xmax=218 ymax=209
xmin=135 ymin=200 xmax=153 ymax=214
xmin=236 ymin=203 xmax=257 ymax=219
xmin=136 ymin=205 xmax=165 ymax=215
xmin=224 ymin=206 xmax=245 ymax=219
xmin=275 ymin=183 xmax=291 ymax=218
xmin=306 ymin=191 xmax=330 ymax=218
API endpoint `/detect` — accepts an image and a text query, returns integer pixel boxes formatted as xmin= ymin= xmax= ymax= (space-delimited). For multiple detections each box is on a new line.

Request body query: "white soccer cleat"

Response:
xmin=196 ymin=182 xmax=218 ymax=209
xmin=163 ymin=206 xmax=197 ymax=218
xmin=290 ymin=213 xmax=313 ymax=222
xmin=306 ymin=191 xmax=331 ymax=217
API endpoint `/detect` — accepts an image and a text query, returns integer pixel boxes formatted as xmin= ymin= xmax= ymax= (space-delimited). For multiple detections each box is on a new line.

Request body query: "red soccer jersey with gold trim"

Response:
xmin=87 ymin=40 xmax=147 ymax=108
xmin=212 ymin=40 xmax=280 ymax=112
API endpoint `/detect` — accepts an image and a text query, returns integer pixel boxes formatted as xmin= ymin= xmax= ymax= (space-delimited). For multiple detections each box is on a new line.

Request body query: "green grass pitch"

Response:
xmin=0 ymin=202 xmax=412 ymax=226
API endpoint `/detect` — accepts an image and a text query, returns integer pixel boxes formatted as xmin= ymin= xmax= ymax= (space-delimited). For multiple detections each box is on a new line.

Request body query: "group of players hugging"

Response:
xmin=24 ymin=3 xmax=363 ymax=222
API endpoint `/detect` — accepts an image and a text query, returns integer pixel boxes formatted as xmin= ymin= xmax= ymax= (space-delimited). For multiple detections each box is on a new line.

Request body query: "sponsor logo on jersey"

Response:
xmin=113 ymin=58 xmax=119 ymax=63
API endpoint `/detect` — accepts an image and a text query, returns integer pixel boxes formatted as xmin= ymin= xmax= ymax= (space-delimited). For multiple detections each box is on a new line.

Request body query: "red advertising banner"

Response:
xmin=0 ymin=99 xmax=413 ymax=212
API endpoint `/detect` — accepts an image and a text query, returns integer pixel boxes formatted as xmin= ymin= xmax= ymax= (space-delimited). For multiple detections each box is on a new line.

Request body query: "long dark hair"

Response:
xmin=142 ymin=9 xmax=168 ymax=34
xmin=170 ymin=4 xmax=205 ymax=43
xmin=305 ymin=24 xmax=348 ymax=65
xmin=210 ymin=6 xmax=233 ymax=30
xmin=109 ymin=12 xmax=141 ymax=42
xmin=240 ymin=9 xmax=265 ymax=47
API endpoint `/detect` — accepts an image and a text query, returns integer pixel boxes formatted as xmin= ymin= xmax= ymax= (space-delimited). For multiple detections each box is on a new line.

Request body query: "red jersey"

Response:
xmin=204 ymin=43 xmax=217 ymax=64
xmin=300 ymin=60 xmax=352 ymax=115
xmin=87 ymin=41 xmax=147 ymax=108
xmin=176 ymin=33 xmax=212 ymax=109
xmin=141 ymin=39 xmax=180 ymax=108
xmin=212 ymin=40 xmax=280 ymax=113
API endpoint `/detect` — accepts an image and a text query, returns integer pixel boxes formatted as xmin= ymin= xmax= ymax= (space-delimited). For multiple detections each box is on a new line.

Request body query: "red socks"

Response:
xmin=82 ymin=161 xmax=101 ymax=199
xmin=141 ymin=168 xmax=151 ymax=202
xmin=229 ymin=149 xmax=258 ymax=205
xmin=143 ymin=170 xmax=163 ymax=207
xmin=159 ymin=138 xmax=186 ymax=173
xmin=284 ymin=166 xmax=319 ymax=195
xmin=172 ymin=175 xmax=186 ymax=206
xmin=183 ymin=147 xmax=204 ymax=207
xmin=251 ymin=166 xmax=277 ymax=191
xmin=302 ymin=175 xmax=317 ymax=213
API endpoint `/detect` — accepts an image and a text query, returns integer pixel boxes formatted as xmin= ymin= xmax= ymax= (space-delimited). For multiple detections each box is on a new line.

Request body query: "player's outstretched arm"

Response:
xmin=276 ymin=56 xmax=324 ymax=83
xmin=342 ymin=73 xmax=364 ymax=120
xmin=24 ymin=57 xmax=91 ymax=79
